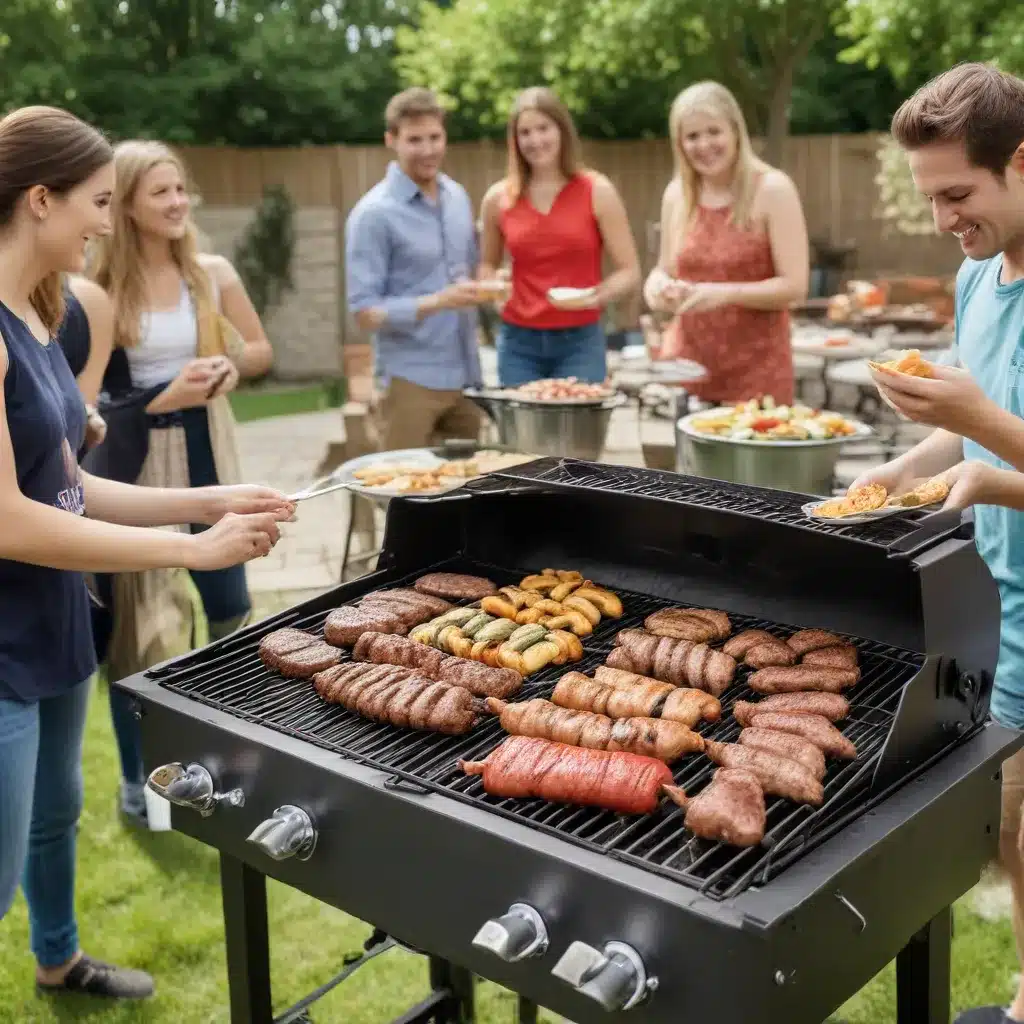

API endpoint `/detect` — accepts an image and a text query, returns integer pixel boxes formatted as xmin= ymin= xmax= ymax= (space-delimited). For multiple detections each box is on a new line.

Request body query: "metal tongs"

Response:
xmin=288 ymin=468 xmax=354 ymax=502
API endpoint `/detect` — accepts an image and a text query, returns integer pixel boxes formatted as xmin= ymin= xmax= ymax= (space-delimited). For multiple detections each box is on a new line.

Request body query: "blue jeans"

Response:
xmin=0 ymin=677 xmax=91 ymax=966
xmin=497 ymin=322 xmax=607 ymax=388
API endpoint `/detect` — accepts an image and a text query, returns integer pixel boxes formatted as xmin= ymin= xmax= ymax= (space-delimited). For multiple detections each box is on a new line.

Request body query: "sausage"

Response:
xmin=738 ymin=727 xmax=826 ymax=780
xmin=733 ymin=694 xmax=850 ymax=724
xmin=681 ymin=768 xmax=766 ymax=847
xmin=723 ymin=630 xmax=779 ymax=658
xmin=590 ymin=666 xmax=722 ymax=726
xmin=552 ymin=672 xmax=665 ymax=720
xmin=611 ymin=629 xmax=736 ymax=696
xmin=459 ymin=735 xmax=676 ymax=814
xmin=745 ymin=712 xmax=857 ymax=760
xmin=643 ymin=609 xmax=719 ymax=643
xmin=744 ymin=642 xmax=798 ymax=669
xmin=803 ymin=645 xmax=859 ymax=669
xmin=414 ymin=572 xmax=498 ymax=601
xmin=704 ymin=740 xmax=824 ymax=806
xmin=437 ymin=657 xmax=523 ymax=699
xmin=748 ymin=665 xmax=860 ymax=694
xmin=486 ymin=697 xmax=704 ymax=762
xmin=787 ymin=629 xmax=846 ymax=656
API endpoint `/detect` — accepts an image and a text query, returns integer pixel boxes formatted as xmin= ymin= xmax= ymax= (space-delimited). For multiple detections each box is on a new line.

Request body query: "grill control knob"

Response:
xmin=472 ymin=903 xmax=549 ymax=962
xmin=551 ymin=940 xmax=657 ymax=1012
xmin=246 ymin=805 xmax=317 ymax=861
xmin=146 ymin=762 xmax=244 ymax=818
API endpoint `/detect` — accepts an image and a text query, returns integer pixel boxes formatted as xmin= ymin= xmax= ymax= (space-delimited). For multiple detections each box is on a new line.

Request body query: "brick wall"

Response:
xmin=194 ymin=205 xmax=342 ymax=381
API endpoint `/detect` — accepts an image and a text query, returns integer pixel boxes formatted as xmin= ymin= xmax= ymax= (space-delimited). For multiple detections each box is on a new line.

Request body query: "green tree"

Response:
xmin=397 ymin=0 xmax=853 ymax=161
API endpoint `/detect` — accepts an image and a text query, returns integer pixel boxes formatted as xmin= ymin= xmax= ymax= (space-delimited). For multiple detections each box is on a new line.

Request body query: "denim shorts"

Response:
xmin=497 ymin=322 xmax=607 ymax=388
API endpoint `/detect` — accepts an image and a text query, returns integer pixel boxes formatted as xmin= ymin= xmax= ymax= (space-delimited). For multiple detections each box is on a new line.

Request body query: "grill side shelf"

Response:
xmin=477 ymin=457 xmax=964 ymax=553
xmin=153 ymin=558 xmax=938 ymax=900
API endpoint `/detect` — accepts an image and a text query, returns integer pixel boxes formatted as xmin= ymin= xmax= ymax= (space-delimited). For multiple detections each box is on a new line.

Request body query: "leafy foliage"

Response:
xmin=233 ymin=185 xmax=296 ymax=317
xmin=874 ymin=135 xmax=935 ymax=237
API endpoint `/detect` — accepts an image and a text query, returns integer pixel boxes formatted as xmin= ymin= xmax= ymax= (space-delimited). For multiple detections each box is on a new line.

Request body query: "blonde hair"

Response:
xmin=667 ymin=81 xmax=770 ymax=249
xmin=505 ymin=87 xmax=585 ymax=202
xmin=90 ymin=139 xmax=211 ymax=348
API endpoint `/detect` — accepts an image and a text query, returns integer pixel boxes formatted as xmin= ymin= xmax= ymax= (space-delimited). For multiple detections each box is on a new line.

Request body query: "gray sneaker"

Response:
xmin=36 ymin=954 xmax=154 ymax=1000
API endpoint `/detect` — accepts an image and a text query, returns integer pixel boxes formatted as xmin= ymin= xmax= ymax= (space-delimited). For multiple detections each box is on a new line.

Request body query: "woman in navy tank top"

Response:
xmin=0 ymin=106 xmax=294 ymax=1002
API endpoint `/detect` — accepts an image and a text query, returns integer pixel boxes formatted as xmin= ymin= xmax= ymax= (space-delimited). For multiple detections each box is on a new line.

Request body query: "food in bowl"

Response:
xmin=500 ymin=377 xmax=616 ymax=401
xmin=867 ymin=348 xmax=934 ymax=378
xmin=688 ymin=397 xmax=860 ymax=442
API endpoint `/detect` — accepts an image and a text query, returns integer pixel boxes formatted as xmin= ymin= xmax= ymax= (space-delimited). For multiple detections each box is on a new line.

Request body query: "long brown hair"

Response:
xmin=505 ymin=87 xmax=585 ymax=202
xmin=90 ymin=140 xmax=212 ymax=349
xmin=0 ymin=106 xmax=111 ymax=332
xmin=667 ymin=81 xmax=770 ymax=251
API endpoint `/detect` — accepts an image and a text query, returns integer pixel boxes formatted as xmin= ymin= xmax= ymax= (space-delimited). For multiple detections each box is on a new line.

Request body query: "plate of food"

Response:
xmin=547 ymin=286 xmax=599 ymax=309
xmin=803 ymin=475 xmax=950 ymax=523
xmin=867 ymin=348 xmax=936 ymax=379
xmin=682 ymin=397 xmax=869 ymax=444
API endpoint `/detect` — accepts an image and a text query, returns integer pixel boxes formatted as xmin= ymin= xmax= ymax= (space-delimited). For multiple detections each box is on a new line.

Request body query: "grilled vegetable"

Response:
xmin=461 ymin=613 xmax=493 ymax=638
xmin=474 ymin=618 xmax=519 ymax=643
xmin=505 ymin=624 xmax=549 ymax=652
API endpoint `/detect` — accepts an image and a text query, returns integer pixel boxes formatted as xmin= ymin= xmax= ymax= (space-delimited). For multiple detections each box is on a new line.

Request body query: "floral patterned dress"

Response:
xmin=661 ymin=201 xmax=794 ymax=405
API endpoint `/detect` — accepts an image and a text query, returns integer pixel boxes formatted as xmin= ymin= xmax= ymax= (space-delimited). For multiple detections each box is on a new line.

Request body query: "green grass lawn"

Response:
xmin=228 ymin=381 xmax=345 ymax=424
xmin=1 ymin=584 xmax=1019 ymax=1022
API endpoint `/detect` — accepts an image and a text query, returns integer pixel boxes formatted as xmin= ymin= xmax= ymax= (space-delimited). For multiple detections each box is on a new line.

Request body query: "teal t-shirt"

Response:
xmin=956 ymin=255 xmax=1024 ymax=727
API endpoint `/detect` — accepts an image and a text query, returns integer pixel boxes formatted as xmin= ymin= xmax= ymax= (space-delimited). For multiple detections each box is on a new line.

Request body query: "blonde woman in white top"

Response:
xmin=89 ymin=140 xmax=273 ymax=825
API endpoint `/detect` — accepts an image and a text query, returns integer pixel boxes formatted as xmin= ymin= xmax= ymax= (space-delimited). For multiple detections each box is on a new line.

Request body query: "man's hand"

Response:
xmin=196 ymin=484 xmax=296 ymax=527
xmin=869 ymin=363 xmax=995 ymax=435
xmin=432 ymin=279 xmax=486 ymax=312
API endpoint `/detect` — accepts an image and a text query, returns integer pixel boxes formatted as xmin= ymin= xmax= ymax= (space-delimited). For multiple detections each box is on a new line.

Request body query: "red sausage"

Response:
xmin=459 ymin=735 xmax=673 ymax=814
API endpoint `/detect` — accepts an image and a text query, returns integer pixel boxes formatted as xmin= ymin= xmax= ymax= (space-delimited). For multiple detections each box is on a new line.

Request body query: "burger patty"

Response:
xmin=259 ymin=628 xmax=342 ymax=678
xmin=414 ymin=572 xmax=498 ymax=602
xmin=324 ymin=605 xmax=408 ymax=647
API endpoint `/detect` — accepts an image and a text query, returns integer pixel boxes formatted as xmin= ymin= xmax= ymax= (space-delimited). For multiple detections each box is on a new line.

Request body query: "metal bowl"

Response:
xmin=465 ymin=389 xmax=627 ymax=461
xmin=675 ymin=411 xmax=873 ymax=496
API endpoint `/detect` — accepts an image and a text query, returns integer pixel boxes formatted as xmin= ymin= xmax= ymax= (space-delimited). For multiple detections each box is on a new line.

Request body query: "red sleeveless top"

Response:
xmin=500 ymin=173 xmax=603 ymax=329
xmin=662 ymin=201 xmax=794 ymax=405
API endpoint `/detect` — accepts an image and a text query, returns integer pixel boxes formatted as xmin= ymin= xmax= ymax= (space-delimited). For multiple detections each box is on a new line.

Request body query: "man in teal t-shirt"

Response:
xmin=854 ymin=63 xmax=1024 ymax=1024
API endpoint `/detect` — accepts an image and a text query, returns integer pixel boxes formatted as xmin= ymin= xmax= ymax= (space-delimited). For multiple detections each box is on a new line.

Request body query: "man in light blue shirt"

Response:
xmin=345 ymin=87 xmax=490 ymax=450
xmin=850 ymin=63 xmax=1024 ymax=1024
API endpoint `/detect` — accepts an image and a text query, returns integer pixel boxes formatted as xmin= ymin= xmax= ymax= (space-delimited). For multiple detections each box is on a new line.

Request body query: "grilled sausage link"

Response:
xmin=682 ymin=768 xmax=766 ymax=847
xmin=738 ymin=727 xmax=826 ymax=779
xmin=459 ymin=735 xmax=675 ymax=814
xmin=723 ymin=630 xmax=779 ymax=658
xmin=745 ymin=711 xmax=857 ymax=760
xmin=609 ymin=629 xmax=736 ymax=697
xmin=704 ymin=740 xmax=824 ymax=806
xmin=733 ymin=694 xmax=850 ymax=724
xmin=311 ymin=663 xmax=479 ymax=734
xmin=786 ymin=629 xmax=846 ymax=656
xmin=747 ymin=665 xmax=860 ymax=694
xmin=486 ymin=697 xmax=704 ymax=762
xmin=802 ymin=645 xmax=859 ymax=669
xmin=556 ymin=670 xmax=721 ymax=728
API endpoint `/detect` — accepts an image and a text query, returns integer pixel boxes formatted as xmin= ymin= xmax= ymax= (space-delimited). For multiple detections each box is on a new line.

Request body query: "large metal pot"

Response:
xmin=466 ymin=389 xmax=626 ymax=461
xmin=675 ymin=411 xmax=872 ymax=496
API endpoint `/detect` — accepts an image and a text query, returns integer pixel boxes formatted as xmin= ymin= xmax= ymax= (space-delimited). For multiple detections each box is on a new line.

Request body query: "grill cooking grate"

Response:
xmin=154 ymin=561 xmax=924 ymax=900
xmin=473 ymin=457 xmax=951 ymax=550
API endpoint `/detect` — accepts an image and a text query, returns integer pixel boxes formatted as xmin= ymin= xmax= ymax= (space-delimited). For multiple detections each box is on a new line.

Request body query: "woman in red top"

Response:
xmin=479 ymin=87 xmax=639 ymax=387
xmin=644 ymin=81 xmax=809 ymax=405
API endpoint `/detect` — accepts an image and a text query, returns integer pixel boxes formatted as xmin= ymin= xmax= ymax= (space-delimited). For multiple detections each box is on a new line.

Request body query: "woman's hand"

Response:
xmin=146 ymin=359 xmax=220 ymax=414
xmin=672 ymin=281 xmax=735 ymax=315
xmin=83 ymin=406 xmax=107 ymax=451
xmin=644 ymin=268 xmax=685 ymax=314
xmin=203 ymin=355 xmax=240 ymax=400
xmin=196 ymin=484 xmax=296 ymax=527
xmin=869 ymin=363 xmax=994 ymax=436
xmin=939 ymin=460 xmax=996 ymax=510
xmin=182 ymin=511 xmax=282 ymax=571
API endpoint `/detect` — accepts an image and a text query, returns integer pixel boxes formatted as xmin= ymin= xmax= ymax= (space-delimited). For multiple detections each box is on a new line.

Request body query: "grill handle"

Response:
xmin=884 ymin=508 xmax=968 ymax=559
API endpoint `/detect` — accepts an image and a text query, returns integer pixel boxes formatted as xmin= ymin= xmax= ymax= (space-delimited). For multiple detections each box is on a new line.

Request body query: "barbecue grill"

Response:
xmin=114 ymin=458 xmax=1024 ymax=1024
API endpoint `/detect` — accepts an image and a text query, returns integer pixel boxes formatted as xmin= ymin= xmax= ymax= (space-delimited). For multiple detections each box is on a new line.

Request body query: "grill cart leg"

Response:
xmin=220 ymin=853 xmax=274 ymax=1024
xmin=895 ymin=905 xmax=952 ymax=1024
xmin=427 ymin=957 xmax=476 ymax=1022
xmin=518 ymin=995 xmax=539 ymax=1023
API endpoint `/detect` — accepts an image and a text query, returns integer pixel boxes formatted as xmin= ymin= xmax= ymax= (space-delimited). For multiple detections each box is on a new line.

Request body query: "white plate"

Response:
xmin=548 ymin=286 xmax=598 ymax=306
xmin=336 ymin=448 xmax=450 ymax=500
xmin=802 ymin=496 xmax=943 ymax=524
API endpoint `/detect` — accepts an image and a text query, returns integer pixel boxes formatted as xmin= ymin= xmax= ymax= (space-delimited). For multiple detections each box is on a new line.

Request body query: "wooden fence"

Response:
xmin=179 ymin=134 xmax=964 ymax=310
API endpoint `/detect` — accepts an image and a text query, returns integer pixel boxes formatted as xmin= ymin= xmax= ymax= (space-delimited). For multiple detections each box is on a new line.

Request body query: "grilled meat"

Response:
xmin=556 ymin=670 xmax=721 ymax=728
xmin=459 ymin=735 xmax=677 ymax=814
xmin=723 ymin=630 xmax=778 ymax=658
xmin=748 ymin=664 xmax=859 ymax=694
xmin=353 ymin=632 xmax=446 ymax=675
xmin=746 ymin=711 xmax=857 ymax=760
xmin=312 ymin=663 xmax=479 ymax=734
xmin=738 ymin=727 xmax=826 ymax=779
xmin=365 ymin=587 xmax=452 ymax=617
xmin=609 ymin=629 xmax=736 ymax=697
xmin=682 ymin=768 xmax=766 ymax=847
xmin=353 ymin=632 xmax=523 ymax=698
xmin=324 ymin=606 xmax=408 ymax=646
xmin=803 ymin=645 xmax=859 ymax=669
xmin=704 ymin=740 xmax=824 ymax=806
xmin=414 ymin=572 xmax=498 ymax=601
xmin=733 ymin=694 xmax=850 ymax=724
xmin=787 ymin=629 xmax=845 ymax=656
xmin=486 ymin=697 xmax=705 ymax=762
xmin=259 ymin=629 xmax=342 ymax=678
xmin=359 ymin=590 xmax=446 ymax=627
xmin=643 ymin=608 xmax=721 ymax=643
xmin=745 ymin=641 xmax=798 ymax=668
